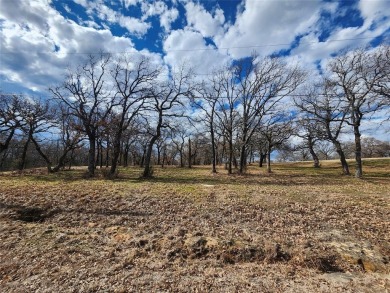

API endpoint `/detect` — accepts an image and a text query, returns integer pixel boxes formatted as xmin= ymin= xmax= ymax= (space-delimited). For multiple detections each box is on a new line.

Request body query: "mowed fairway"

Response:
xmin=0 ymin=159 xmax=389 ymax=292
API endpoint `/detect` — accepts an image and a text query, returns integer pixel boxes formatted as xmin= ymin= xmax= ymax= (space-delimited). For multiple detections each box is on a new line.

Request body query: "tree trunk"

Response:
xmin=157 ymin=146 xmax=161 ymax=166
xmin=19 ymin=136 xmax=31 ymax=171
xmin=266 ymin=144 xmax=272 ymax=173
xmin=143 ymin=135 xmax=160 ymax=177
xmin=110 ymin=136 xmax=121 ymax=176
xmin=239 ymin=144 xmax=247 ymax=174
xmin=96 ymin=141 xmax=101 ymax=168
xmin=105 ymin=137 xmax=110 ymax=168
xmin=188 ymin=138 xmax=192 ymax=168
xmin=228 ymin=138 xmax=233 ymax=174
xmin=0 ymin=128 xmax=16 ymax=155
xmin=308 ymin=138 xmax=320 ymax=168
xmin=68 ymin=149 xmax=74 ymax=170
xmin=220 ymin=137 xmax=226 ymax=166
xmin=87 ymin=136 xmax=96 ymax=176
xmin=248 ymin=146 xmax=253 ymax=164
xmin=143 ymin=137 xmax=157 ymax=178
xmin=259 ymin=153 xmax=266 ymax=167
xmin=0 ymin=151 xmax=8 ymax=169
xmin=30 ymin=136 xmax=53 ymax=173
xmin=143 ymin=113 xmax=162 ymax=178
xmin=233 ymin=156 xmax=238 ymax=169
xmin=179 ymin=149 xmax=184 ymax=167
xmin=353 ymin=124 xmax=363 ymax=178
xmin=333 ymin=140 xmax=350 ymax=175
xmin=51 ymin=151 xmax=70 ymax=172
xmin=210 ymin=125 xmax=217 ymax=173
xmin=140 ymin=147 xmax=146 ymax=168
xmin=161 ymin=150 xmax=166 ymax=168
xmin=123 ymin=144 xmax=129 ymax=167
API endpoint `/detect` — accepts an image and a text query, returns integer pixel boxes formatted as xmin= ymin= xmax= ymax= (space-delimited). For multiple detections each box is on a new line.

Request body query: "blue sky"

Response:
xmin=1 ymin=0 xmax=390 ymax=96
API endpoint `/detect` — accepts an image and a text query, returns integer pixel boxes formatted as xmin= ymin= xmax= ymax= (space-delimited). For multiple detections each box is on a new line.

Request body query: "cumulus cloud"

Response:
xmin=289 ymin=0 xmax=390 ymax=73
xmin=0 ymin=0 xmax=138 ymax=92
xmin=141 ymin=1 xmax=179 ymax=31
xmin=160 ymin=8 xmax=179 ymax=32
xmin=74 ymin=0 xmax=150 ymax=36
xmin=163 ymin=29 xmax=231 ymax=75
xmin=1 ymin=0 xmax=390 ymax=102
xmin=185 ymin=2 xmax=225 ymax=38
xmin=216 ymin=0 xmax=323 ymax=58
xmin=359 ymin=0 xmax=390 ymax=24
xmin=121 ymin=0 xmax=138 ymax=9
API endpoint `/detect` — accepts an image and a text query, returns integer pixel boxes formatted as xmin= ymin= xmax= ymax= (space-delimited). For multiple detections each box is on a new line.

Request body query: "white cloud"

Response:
xmin=185 ymin=2 xmax=225 ymax=38
xmin=289 ymin=0 xmax=390 ymax=73
xmin=141 ymin=1 xmax=167 ymax=18
xmin=216 ymin=0 xmax=323 ymax=58
xmin=117 ymin=15 xmax=151 ymax=36
xmin=359 ymin=0 xmax=390 ymax=23
xmin=160 ymin=8 xmax=179 ymax=32
xmin=0 ymin=0 xmax=140 ymax=93
xmin=163 ymin=29 xmax=231 ymax=76
xmin=1 ymin=0 xmax=390 ymax=111
xmin=0 ymin=0 xmax=50 ymax=33
xmin=122 ymin=0 xmax=138 ymax=9
xmin=141 ymin=1 xmax=179 ymax=32
xmin=73 ymin=0 xmax=150 ymax=36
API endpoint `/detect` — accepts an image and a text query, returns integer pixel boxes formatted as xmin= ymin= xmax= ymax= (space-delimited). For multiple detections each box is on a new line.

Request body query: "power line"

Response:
xmin=0 ymin=92 xmax=382 ymax=99
xmin=0 ymin=36 xmax=385 ymax=55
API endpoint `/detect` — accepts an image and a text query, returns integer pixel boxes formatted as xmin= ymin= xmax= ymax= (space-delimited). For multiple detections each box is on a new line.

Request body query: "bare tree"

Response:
xmin=17 ymin=98 xmax=55 ymax=172
xmin=295 ymin=116 xmax=325 ymax=168
xmin=258 ymin=113 xmax=294 ymax=173
xmin=316 ymin=141 xmax=335 ymax=160
xmin=193 ymin=71 xmax=227 ymax=173
xmin=142 ymin=67 xmax=195 ymax=178
xmin=233 ymin=55 xmax=305 ymax=174
xmin=51 ymin=104 xmax=84 ymax=172
xmin=50 ymin=54 xmax=114 ymax=177
xmin=327 ymin=48 xmax=385 ymax=177
xmin=372 ymin=45 xmax=390 ymax=102
xmin=0 ymin=94 xmax=22 ymax=154
xmin=215 ymin=66 xmax=240 ymax=174
xmin=361 ymin=136 xmax=390 ymax=158
xmin=295 ymin=83 xmax=351 ymax=175
xmin=171 ymin=125 xmax=189 ymax=168
xmin=121 ymin=121 xmax=143 ymax=167
xmin=109 ymin=55 xmax=161 ymax=176
xmin=15 ymin=97 xmax=82 ymax=173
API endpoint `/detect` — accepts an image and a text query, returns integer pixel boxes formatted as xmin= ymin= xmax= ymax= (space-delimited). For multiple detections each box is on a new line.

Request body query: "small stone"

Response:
xmin=56 ymin=233 xmax=68 ymax=243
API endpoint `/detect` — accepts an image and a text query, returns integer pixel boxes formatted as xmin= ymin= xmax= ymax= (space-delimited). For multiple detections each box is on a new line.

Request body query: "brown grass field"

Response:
xmin=0 ymin=159 xmax=389 ymax=292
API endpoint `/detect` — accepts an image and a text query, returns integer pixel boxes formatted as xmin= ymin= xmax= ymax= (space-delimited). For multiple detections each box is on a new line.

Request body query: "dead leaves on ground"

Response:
xmin=0 ymin=163 xmax=389 ymax=292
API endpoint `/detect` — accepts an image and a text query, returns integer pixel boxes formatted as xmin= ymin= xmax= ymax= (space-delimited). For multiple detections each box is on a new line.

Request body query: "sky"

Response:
xmin=1 ymin=0 xmax=390 ymax=96
xmin=0 ymin=0 xmax=389 ymax=140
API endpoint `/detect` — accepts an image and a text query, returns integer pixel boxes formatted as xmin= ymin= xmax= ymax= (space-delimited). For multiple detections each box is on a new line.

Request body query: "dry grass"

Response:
xmin=0 ymin=159 xmax=389 ymax=292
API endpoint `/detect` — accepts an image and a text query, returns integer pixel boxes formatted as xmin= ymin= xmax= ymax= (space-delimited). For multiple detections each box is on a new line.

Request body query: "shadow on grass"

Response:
xmin=129 ymin=172 xmax=354 ymax=187
xmin=0 ymin=201 xmax=150 ymax=223
xmin=2 ymin=163 xmax=389 ymax=186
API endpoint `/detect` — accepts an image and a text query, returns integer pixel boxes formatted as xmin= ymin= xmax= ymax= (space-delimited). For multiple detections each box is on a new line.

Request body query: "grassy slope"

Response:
xmin=0 ymin=159 xmax=389 ymax=292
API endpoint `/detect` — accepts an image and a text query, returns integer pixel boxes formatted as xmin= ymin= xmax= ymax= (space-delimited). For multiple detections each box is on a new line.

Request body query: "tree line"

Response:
xmin=1 ymin=46 xmax=389 ymax=178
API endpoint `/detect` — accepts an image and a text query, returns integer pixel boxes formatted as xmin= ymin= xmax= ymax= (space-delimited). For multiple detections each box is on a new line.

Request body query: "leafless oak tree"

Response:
xmin=234 ymin=55 xmax=305 ymax=174
xmin=328 ymin=48 xmax=386 ymax=177
xmin=50 ymin=54 xmax=114 ymax=177
xmin=0 ymin=94 xmax=22 ymax=154
xmin=295 ymin=83 xmax=350 ymax=175
xmin=142 ymin=66 xmax=195 ymax=178
xmin=109 ymin=55 xmax=161 ymax=176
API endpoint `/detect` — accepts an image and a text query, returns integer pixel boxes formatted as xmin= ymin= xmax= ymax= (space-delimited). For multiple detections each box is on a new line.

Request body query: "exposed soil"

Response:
xmin=0 ymin=162 xmax=389 ymax=292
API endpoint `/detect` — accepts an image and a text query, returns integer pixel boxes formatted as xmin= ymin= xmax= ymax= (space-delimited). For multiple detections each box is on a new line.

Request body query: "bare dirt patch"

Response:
xmin=0 ymin=161 xmax=389 ymax=292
